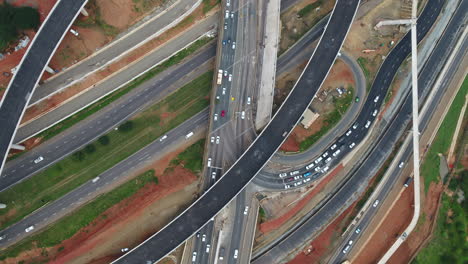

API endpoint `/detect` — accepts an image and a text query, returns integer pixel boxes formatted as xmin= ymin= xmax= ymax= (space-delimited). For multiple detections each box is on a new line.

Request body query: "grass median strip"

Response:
xmin=0 ymin=169 xmax=157 ymax=260
xmin=299 ymin=87 xmax=354 ymax=151
xmin=33 ymin=36 xmax=213 ymax=144
xmin=0 ymin=71 xmax=213 ymax=231
xmin=420 ymin=76 xmax=468 ymax=193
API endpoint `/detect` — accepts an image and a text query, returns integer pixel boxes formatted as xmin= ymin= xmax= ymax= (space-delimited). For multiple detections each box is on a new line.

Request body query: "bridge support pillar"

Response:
xmin=11 ymin=144 xmax=25 ymax=151
xmin=45 ymin=65 xmax=55 ymax=74
xmin=80 ymin=8 xmax=89 ymax=16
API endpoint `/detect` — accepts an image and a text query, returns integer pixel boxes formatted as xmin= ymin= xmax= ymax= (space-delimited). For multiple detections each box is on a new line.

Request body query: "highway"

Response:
xmin=0 ymin=111 xmax=209 ymax=248
xmin=0 ymin=0 xmax=87 ymax=175
xmin=251 ymin=0 xmax=448 ymax=262
xmin=330 ymin=1 xmax=467 ymax=262
xmin=112 ymin=0 xmax=360 ymax=262
xmin=28 ymin=0 xmax=201 ymax=106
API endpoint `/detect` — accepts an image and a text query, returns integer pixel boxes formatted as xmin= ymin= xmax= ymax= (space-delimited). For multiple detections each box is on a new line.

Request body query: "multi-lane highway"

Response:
xmin=113 ymin=0 xmax=360 ymax=262
xmin=0 ymin=0 xmax=87 ymax=174
xmin=251 ymin=0 xmax=447 ymax=262
xmin=330 ymin=1 xmax=467 ymax=262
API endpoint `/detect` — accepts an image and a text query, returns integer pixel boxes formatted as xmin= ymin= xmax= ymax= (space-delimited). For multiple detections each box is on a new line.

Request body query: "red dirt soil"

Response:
xmin=287 ymin=205 xmax=355 ymax=264
xmin=260 ymin=164 xmax=344 ymax=234
xmin=353 ymin=185 xmax=414 ymax=263
xmin=280 ymin=135 xmax=301 ymax=152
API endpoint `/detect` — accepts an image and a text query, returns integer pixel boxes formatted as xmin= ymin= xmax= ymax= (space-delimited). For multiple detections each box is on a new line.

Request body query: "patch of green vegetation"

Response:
xmin=169 ymin=139 xmax=205 ymax=174
xmin=34 ymin=36 xmax=213 ymax=143
xmin=299 ymin=87 xmax=354 ymax=151
xmin=0 ymin=170 xmax=157 ymax=261
xmin=0 ymin=71 xmax=213 ymax=231
xmin=259 ymin=207 xmax=267 ymax=223
xmin=420 ymin=76 xmax=468 ymax=193
xmin=202 ymin=0 xmax=220 ymax=14
xmin=357 ymin=57 xmax=372 ymax=89
xmin=297 ymin=0 xmax=323 ymax=17
xmin=0 ymin=3 xmax=40 ymax=51
xmin=413 ymin=171 xmax=468 ymax=264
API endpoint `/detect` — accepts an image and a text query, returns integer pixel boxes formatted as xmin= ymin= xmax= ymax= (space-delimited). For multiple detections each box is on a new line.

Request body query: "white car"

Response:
xmin=352 ymin=123 xmax=359 ymax=129
xmin=0 ymin=235 xmax=6 ymax=240
xmin=372 ymin=109 xmax=378 ymax=116
xmin=211 ymin=136 xmax=215 ymax=143
xmin=333 ymin=150 xmax=341 ymax=157
xmin=321 ymin=166 xmax=329 ymax=172
xmin=348 ymin=240 xmax=353 ymax=245
xmin=294 ymin=180 xmax=303 ymax=187
xmin=34 ymin=156 xmax=44 ymax=164
xmin=25 ymin=225 xmax=34 ymax=232
xmin=322 ymin=152 xmax=329 ymax=158
xmin=231 ymin=12 xmax=234 ymax=18
xmin=398 ymin=162 xmax=405 ymax=168
xmin=206 ymin=244 xmax=211 ymax=253
xmin=314 ymin=157 xmax=323 ymax=164
xmin=232 ymin=42 xmax=236 ymax=49
xmin=293 ymin=175 xmax=302 ymax=180
xmin=325 ymin=157 xmax=332 ymax=163
xmin=216 ymin=136 xmax=220 ymax=144
xmin=159 ymin=135 xmax=168 ymax=142
xmin=346 ymin=130 xmax=352 ymax=136
xmin=304 ymin=178 xmax=311 ymax=183
xmin=225 ymin=10 xmax=229 ymax=18
xmin=349 ymin=142 xmax=356 ymax=149
xmin=355 ymin=228 xmax=361 ymax=234
xmin=247 ymin=97 xmax=251 ymax=105
xmin=306 ymin=163 xmax=314 ymax=170
xmin=228 ymin=74 xmax=232 ymax=82
xmin=224 ymin=70 xmax=228 ymax=77
xmin=244 ymin=206 xmax=249 ymax=215
xmin=202 ymin=234 xmax=206 ymax=242
xmin=365 ymin=120 xmax=371 ymax=128
xmin=373 ymin=200 xmax=379 ymax=207
xmin=211 ymin=171 xmax=217 ymax=179
xmin=207 ymin=158 xmax=212 ymax=167
xmin=226 ymin=0 xmax=230 ymax=6
xmin=290 ymin=170 xmax=300 ymax=176
xmin=241 ymin=111 xmax=245 ymax=119
xmin=374 ymin=96 xmax=380 ymax=103
xmin=314 ymin=167 xmax=321 ymax=172
xmin=284 ymin=184 xmax=291 ymax=189
xmin=279 ymin=172 xmax=288 ymax=178
xmin=342 ymin=244 xmax=351 ymax=254
xmin=331 ymin=144 xmax=337 ymax=150
xmin=92 ymin=177 xmax=100 ymax=183
xmin=192 ymin=252 xmax=197 ymax=262
xmin=233 ymin=249 xmax=239 ymax=259
xmin=214 ymin=114 xmax=218 ymax=121
xmin=121 ymin=248 xmax=129 ymax=252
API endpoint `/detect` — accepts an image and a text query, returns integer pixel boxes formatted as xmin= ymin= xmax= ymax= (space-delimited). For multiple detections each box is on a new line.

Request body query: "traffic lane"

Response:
xmin=0 ymin=110 xmax=209 ymax=248
xmin=0 ymin=0 xmax=87 ymax=174
xmin=255 ymin=0 xmax=445 ymax=187
xmin=0 ymin=45 xmax=216 ymax=191
xmin=29 ymin=0 xmax=201 ymax=105
xmin=334 ymin=27 xmax=468 ymax=262
xmin=113 ymin=0 xmax=359 ymax=262
xmin=227 ymin=191 xmax=246 ymax=264
xmin=251 ymin=0 xmax=445 ymax=261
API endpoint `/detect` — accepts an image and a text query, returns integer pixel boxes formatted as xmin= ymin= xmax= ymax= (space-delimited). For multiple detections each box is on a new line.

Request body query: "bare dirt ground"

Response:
xmin=287 ymin=205 xmax=355 ymax=264
xmin=279 ymin=59 xmax=355 ymax=152
xmin=5 ymin=146 xmax=200 ymax=264
xmin=21 ymin=2 xmax=219 ymax=126
xmin=352 ymin=181 xmax=444 ymax=264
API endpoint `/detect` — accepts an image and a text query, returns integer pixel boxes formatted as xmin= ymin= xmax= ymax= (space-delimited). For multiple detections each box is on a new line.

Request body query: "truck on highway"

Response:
xmin=217 ymin=69 xmax=223 ymax=85
xmin=404 ymin=177 xmax=413 ymax=187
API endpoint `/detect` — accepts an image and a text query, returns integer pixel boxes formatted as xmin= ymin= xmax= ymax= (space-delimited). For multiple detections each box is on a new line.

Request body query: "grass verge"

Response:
xmin=33 ymin=36 xmax=213 ymax=144
xmin=299 ymin=87 xmax=354 ymax=151
xmin=420 ymin=76 xmax=468 ymax=193
xmin=0 ymin=170 xmax=157 ymax=260
xmin=298 ymin=0 xmax=323 ymax=17
xmin=413 ymin=169 xmax=468 ymax=264
xmin=169 ymin=139 xmax=205 ymax=174
xmin=0 ymin=71 xmax=213 ymax=230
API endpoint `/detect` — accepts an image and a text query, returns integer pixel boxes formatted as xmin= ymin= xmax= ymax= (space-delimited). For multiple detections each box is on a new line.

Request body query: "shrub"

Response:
xmin=118 ymin=121 xmax=134 ymax=132
xmin=84 ymin=144 xmax=96 ymax=154
xmin=0 ymin=4 xmax=40 ymax=50
xmin=98 ymin=135 xmax=110 ymax=146
xmin=72 ymin=151 xmax=85 ymax=162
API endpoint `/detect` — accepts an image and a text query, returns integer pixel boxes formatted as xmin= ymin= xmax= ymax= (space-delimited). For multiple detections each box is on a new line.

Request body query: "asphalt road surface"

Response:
xmin=28 ymin=0 xmax=200 ymax=106
xmin=112 ymin=0 xmax=360 ymax=262
xmin=331 ymin=2 xmax=467 ymax=262
xmin=0 ymin=0 xmax=87 ymax=174
xmin=251 ymin=0 xmax=447 ymax=262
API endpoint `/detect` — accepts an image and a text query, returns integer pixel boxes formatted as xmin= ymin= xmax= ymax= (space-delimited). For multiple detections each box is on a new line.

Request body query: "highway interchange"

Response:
xmin=0 ymin=0 xmax=466 ymax=262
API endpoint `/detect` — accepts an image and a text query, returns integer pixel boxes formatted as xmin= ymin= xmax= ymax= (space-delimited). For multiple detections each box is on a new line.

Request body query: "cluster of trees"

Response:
xmin=0 ymin=3 xmax=40 ymax=50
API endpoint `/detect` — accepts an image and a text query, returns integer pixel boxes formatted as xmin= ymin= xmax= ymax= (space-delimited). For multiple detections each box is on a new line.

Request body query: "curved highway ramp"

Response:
xmin=0 ymin=0 xmax=88 ymax=174
xmin=112 ymin=0 xmax=360 ymax=262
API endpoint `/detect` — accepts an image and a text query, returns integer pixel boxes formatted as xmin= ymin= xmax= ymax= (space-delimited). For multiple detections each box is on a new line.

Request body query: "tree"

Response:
xmin=85 ymin=144 xmax=96 ymax=154
xmin=118 ymin=121 xmax=134 ymax=132
xmin=98 ymin=135 xmax=110 ymax=146
xmin=12 ymin=7 xmax=40 ymax=30
xmin=72 ymin=151 xmax=85 ymax=162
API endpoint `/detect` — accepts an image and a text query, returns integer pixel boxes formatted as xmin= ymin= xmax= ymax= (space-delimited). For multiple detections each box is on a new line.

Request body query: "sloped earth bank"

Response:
xmin=4 ymin=148 xmax=200 ymax=264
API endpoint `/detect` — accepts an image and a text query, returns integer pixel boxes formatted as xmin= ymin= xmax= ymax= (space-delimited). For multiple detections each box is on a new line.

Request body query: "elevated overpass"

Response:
xmin=112 ymin=0 xmax=360 ymax=262
xmin=0 ymin=0 xmax=88 ymax=174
